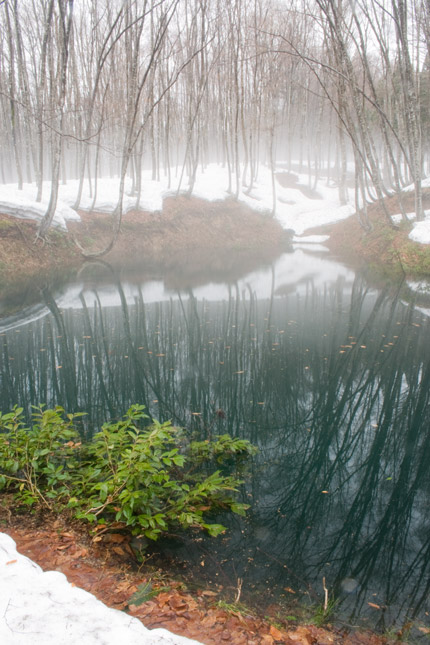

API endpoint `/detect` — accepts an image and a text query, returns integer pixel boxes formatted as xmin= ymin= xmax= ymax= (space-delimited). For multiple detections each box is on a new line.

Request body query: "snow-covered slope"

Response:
xmin=0 ymin=533 xmax=201 ymax=645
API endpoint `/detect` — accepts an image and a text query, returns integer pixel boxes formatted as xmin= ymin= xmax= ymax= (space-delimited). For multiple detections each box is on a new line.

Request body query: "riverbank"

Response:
xmin=1 ymin=189 xmax=430 ymax=306
xmin=0 ymin=196 xmax=287 ymax=304
xmin=322 ymin=189 xmax=430 ymax=279
xmin=0 ymin=505 xmax=399 ymax=645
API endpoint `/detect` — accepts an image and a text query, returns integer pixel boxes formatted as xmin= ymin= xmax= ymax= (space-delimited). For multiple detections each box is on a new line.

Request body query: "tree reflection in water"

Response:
xmin=1 ymin=274 xmax=429 ymax=631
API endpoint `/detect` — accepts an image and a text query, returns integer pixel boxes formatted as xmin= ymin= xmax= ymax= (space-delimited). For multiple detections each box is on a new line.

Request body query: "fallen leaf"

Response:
xmin=201 ymin=614 xmax=218 ymax=628
xmin=71 ymin=548 xmax=88 ymax=559
xmin=169 ymin=595 xmax=188 ymax=610
xmin=289 ymin=626 xmax=313 ymax=643
xmin=269 ymin=624 xmax=285 ymax=640
xmin=112 ymin=546 xmax=124 ymax=556
xmin=260 ymin=635 xmax=274 ymax=644
xmin=6 ymin=559 xmax=17 ymax=565
xmin=368 ymin=602 xmax=381 ymax=610
xmin=102 ymin=533 xmax=127 ymax=544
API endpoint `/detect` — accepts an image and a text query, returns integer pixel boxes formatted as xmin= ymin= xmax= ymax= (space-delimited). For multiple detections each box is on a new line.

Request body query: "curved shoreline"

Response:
xmin=0 ymin=196 xmax=287 ymax=303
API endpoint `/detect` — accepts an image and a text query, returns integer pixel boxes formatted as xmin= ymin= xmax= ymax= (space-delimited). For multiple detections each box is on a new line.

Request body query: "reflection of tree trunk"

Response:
xmin=79 ymin=293 xmax=117 ymax=418
xmin=42 ymin=286 xmax=78 ymax=411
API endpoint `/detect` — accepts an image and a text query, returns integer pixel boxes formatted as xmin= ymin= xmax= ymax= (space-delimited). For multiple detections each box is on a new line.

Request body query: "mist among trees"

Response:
xmin=1 ymin=0 xmax=429 ymax=240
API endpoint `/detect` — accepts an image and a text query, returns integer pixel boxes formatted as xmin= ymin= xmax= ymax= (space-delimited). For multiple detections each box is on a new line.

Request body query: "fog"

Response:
xmin=0 ymin=0 xmax=428 ymax=242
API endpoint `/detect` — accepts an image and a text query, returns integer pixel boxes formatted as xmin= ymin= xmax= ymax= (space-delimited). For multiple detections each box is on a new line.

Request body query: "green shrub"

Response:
xmin=0 ymin=405 xmax=256 ymax=543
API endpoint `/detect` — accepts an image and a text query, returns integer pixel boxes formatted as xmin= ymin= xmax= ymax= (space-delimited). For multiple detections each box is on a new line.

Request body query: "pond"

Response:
xmin=1 ymin=246 xmax=430 ymax=634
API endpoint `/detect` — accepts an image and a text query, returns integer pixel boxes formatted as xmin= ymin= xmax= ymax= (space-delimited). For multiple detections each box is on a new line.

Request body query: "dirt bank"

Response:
xmin=322 ymin=190 xmax=430 ymax=278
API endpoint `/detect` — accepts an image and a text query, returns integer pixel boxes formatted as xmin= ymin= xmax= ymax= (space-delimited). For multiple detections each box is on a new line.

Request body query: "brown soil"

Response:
xmin=0 ymin=506 xmax=398 ymax=645
xmin=72 ymin=196 xmax=284 ymax=260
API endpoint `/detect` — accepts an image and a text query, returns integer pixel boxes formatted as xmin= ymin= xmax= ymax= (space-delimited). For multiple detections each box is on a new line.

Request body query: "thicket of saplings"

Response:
xmin=0 ymin=404 xmax=256 ymax=544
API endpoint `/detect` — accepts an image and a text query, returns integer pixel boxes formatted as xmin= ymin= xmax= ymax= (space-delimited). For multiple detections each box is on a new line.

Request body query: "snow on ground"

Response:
xmin=0 ymin=533 xmax=201 ymax=645
xmin=408 ymin=212 xmax=430 ymax=244
xmin=2 ymin=164 xmax=429 ymax=242
xmin=0 ymin=164 xmax=355 ymax=236
xmin=395 ymin=180 xmax=430 ymax=244
xmin=291 ymin=235 xmax=330 ymax=244
xmin=0 ymin=183 xmax=80 ymax=230
xmin=391 ymin=212 xmax=416 ymax=225
xmin=390 ymin=209 xmax=430 ymax=245
xmin=407 ymin=280 xmax=430 ymax=295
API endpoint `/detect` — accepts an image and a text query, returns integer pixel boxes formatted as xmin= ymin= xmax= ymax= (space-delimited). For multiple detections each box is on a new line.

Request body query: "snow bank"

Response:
xmin=292 ymin=235 xmax=330 ymax=244
xmin=0 ymin=533 xmax=201 ymax=645
xmin=0 ymin=165 xmax=428 ymax=242
xmin=0 ymin=184 xmax=80 ymax=230
xmin=408 ymin=213 xmax=430 ymax=245
xmin=389 ymin=209 xmax=430 ymax=245
xmin=0 ymin=165 xmax=355 ymax=237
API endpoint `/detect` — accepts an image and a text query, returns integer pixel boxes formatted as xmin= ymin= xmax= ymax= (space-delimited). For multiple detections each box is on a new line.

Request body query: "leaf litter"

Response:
xmin=0 ymin=506 xmax=402 ymax=644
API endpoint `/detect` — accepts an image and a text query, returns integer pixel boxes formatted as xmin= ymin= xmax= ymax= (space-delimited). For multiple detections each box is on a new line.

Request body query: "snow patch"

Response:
xmin=0 ymin=184 xmax=80 ymax=229
xmin=409 ymin=215 xmax=430 ymax=245
xmin=292 ymin=235 xmax=330 ymax=244
xmin=0 ymin=533 xmax=201 ymax=645
xmin=407 ymin=280 xmax=430 ymax=295
xmin=391 ymin=212 xmax=416 ymax=225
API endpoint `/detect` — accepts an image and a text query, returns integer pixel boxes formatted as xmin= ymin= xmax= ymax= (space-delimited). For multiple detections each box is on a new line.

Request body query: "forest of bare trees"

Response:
xmin=0 ymin=0 xmax=429 ymax=238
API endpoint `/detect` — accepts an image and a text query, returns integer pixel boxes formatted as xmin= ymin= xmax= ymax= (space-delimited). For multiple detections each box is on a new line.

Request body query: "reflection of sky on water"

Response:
xmin=1 ymin=251 xmax=430 ymax=635
xmin=0 ymin=249 xmax=355 ymax=332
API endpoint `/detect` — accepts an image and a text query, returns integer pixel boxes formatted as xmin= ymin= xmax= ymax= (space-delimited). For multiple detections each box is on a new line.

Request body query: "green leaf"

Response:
xmin=204 ymin=524 xmax=227 ymax=537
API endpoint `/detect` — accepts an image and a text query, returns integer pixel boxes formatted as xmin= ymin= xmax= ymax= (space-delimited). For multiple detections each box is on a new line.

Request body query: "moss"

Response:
xmin=0 ymin=219 xmax=15 ymax=231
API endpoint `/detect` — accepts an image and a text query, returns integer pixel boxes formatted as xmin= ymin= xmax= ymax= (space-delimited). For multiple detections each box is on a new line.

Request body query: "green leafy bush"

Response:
xmin=0 ymin=404 xmax=256 ymax=543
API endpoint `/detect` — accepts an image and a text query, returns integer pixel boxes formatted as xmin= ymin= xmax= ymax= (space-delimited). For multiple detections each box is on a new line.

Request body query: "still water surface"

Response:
xmin=1 ymin=248 xmax=430 ymax=632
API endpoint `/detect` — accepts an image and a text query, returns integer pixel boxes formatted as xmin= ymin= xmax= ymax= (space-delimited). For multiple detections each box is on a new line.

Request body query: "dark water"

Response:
xmin=1 ymin=248 xmax=430 ymax=633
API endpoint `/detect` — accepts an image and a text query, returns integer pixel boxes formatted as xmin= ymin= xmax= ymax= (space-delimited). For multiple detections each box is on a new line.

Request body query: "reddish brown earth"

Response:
xmin=0 ymin=506 xmax=400 ymax=645
xmin=316 ymin=190 xmax=430 ymax=277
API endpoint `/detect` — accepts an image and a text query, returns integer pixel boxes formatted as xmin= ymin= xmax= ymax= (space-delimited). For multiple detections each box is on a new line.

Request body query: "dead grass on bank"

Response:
xmin=323 ymin=190 xmax=430 ymax=278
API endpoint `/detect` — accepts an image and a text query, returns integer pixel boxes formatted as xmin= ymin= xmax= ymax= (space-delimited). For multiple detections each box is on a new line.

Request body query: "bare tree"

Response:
xmin=37 ymin=0 xmax=74 ymax=240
